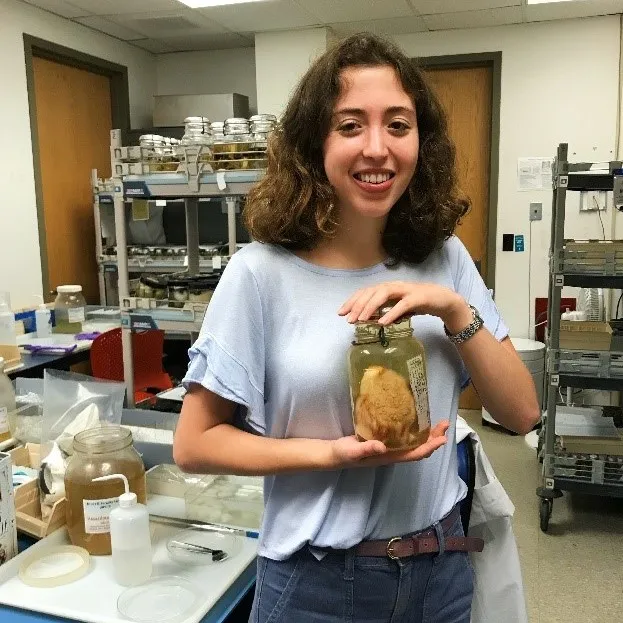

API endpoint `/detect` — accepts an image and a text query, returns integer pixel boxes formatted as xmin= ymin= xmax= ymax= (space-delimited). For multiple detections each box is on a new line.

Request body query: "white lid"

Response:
xmin=510 ymin=337 xmax=546 ymax=361
xmin=19 ymin=545 xmax=90 ymax=588
xmin=119 ymin=491 xmax=137 ymax=508
xmin=0 ymin=357 xmax=5 ymax=371
xmin=57 ymin=285 xmax=82 ymax=294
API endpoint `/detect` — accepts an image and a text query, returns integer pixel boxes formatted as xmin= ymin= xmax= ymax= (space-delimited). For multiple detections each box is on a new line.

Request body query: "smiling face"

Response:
xmin=323 ymin=65 xmax=419 ymax=224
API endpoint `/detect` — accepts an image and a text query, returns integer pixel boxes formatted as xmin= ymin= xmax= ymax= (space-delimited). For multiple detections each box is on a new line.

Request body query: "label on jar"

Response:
xmin=407 ymin=355 xmax=431 ymax=430
xmin=0 ymin=407 xmax=8 ymax=434
xmin=83 ymin=497 xmax=118 ymax=534
xmin=68 ymin=307 xmax=85 ymax=323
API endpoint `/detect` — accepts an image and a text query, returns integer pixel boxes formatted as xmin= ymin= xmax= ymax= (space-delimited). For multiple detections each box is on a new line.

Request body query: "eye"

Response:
xmin=337 ymin=121 xmax=360 ymax=134
xmin=388 ymin=120 xmax=411 ymax=134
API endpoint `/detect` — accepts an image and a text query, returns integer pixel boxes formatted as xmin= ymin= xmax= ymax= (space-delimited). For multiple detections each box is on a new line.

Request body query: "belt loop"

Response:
xmin=433 ymin=522 xmax=445 ymax=557
xmin=343 ymin=547 xmax=355 ymax=581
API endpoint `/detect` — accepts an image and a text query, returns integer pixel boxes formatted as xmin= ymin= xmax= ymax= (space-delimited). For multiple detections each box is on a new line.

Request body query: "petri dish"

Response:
xmin=19 ymin=545 xmax=91 ymax=588
xmin=117 ymin=576 xmax=202 ymax=623
xmin=167 ymin=528 xmax=242 ymax=566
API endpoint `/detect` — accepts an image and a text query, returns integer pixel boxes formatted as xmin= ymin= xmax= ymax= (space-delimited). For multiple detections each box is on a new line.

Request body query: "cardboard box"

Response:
xmin=8 ymin=444 xmax=66 ymax=539
xmin=0 ymin=452 xmax=18 ymax=565
xmin=559 ymin=321 xmax=613 ymax=351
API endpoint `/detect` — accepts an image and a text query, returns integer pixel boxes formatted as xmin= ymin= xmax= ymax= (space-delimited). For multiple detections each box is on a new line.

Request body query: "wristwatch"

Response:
xmin=444 ymin=305 xmax=484 ymax=345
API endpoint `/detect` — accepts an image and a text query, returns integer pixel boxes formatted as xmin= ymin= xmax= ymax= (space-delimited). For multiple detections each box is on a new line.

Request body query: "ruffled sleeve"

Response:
xmin=182 ymin=250 xmax=266 ymax=434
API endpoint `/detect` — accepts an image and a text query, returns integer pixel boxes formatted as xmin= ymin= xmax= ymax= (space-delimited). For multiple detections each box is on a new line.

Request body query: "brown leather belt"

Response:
xmin=355 ymin=507 xmax=484 ymax=560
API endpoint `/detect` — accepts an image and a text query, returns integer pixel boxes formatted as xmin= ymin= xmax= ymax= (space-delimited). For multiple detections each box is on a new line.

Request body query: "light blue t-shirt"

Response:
xmin=182 ymin=237 xmax=508 ymax=560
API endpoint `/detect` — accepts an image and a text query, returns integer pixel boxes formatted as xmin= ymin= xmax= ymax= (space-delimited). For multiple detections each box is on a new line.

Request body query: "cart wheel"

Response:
xmin=539 ymin=498 xmax=552 ymax=532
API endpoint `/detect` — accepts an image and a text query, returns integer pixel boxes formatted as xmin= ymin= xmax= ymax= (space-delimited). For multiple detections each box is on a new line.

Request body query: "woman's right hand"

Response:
xmin=327 ymin=420 xmax=449 ymax=469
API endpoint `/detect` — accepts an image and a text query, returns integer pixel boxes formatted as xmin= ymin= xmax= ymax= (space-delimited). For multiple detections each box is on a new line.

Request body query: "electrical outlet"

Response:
xmin=580 ymin=190 xmax=607 ymax=212
xmin=529 ymin=202 xmax=542 ymax=221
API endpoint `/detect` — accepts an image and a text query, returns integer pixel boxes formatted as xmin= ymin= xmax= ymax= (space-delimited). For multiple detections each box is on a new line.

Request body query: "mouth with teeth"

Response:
xmin=352 ymin=170 xmax=396 ymax=193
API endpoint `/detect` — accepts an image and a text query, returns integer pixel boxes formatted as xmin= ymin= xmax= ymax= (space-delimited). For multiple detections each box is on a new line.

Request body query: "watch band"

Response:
xmin=444 ymin=305 xmax=484 ymax=345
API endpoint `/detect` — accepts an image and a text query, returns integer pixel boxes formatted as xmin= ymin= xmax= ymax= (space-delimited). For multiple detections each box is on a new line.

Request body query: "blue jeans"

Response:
xmin=249 ymin=510 xmax=474 ymax=623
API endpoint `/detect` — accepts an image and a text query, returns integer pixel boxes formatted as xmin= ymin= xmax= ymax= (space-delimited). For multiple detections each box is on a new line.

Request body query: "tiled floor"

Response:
xmin=460 ymin=410 xmax=623 ymax=623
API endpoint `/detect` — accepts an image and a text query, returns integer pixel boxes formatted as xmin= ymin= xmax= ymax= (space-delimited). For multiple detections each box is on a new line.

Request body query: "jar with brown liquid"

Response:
xmin=64 ymin=426 xmax=146 ymax=555
xmin=348 ymin=304 xmax=431 ymax=450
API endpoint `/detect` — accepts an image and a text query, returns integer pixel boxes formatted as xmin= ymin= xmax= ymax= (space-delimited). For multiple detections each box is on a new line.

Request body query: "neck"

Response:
xmin=299 ymin=207 xmax=388 ymax=270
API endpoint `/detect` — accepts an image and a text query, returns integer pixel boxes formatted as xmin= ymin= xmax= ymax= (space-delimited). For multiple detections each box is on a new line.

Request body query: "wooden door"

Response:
xmin=33 ymin=56 xmax=113 ymax=303
xmin=423 ymin=65 xmax=493 ymax=410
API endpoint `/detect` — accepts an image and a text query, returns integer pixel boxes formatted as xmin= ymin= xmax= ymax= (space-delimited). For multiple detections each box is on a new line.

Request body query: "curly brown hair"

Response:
xmin=244 ymin=33 xmax=469 ymax=265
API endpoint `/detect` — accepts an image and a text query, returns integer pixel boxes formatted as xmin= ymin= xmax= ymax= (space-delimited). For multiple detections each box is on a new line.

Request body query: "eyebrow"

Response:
xmin=334 ymin=106 xmax=416 ymax=117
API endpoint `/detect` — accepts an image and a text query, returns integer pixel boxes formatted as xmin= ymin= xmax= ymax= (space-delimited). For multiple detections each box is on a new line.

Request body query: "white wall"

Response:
xmin=395 ymin=16 xmax=622 ymax=337
xmin=255 ymin=27 xmax=330 ymax=116
xmin=156 ymin=47 xmax=258 ymax=116
xmin=0 ymin=0 xmax=156 ymax=309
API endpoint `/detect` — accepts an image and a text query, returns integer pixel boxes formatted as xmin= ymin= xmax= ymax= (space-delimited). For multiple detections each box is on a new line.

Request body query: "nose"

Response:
xmin=362 ymin=126 xmax=388 ymax=160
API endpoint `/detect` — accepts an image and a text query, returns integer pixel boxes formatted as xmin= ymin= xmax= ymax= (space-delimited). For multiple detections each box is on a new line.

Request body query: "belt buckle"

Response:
xmin=386 ymin=537 xmax=401 ymax=560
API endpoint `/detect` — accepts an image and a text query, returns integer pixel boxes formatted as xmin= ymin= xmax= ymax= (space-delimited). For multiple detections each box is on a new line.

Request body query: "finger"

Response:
xmin=429 ymin=421 xmax=450 ymax=438
xmin=345 ymin=288 xmax=379 ymax=323
xmin=353 ymin=439 xmax=387 ymax=460
xmin=377 ymin=295 xmax=418 ymax=325
xmin=409 ymin=436 xmax=447 ymax=459
xmin=338 ymin=289 xmax=366 ymax=316
xmin=356 ymin=285 xmax=395 ymax=322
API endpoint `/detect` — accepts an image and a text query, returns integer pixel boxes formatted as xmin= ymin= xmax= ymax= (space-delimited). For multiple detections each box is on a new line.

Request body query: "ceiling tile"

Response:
xmin=21 ymin=0 xmax=92 ymax=18
xmin=410 ymin=0 xmax=521 ymax=15
xmin=68 ymin=0 xmax=182 ymax=16
xmin=103 ymin=9 xmax=228 ymax=38
xmin=297 ymin=0 xmax=414 ymax=24
xmin=331 ymin=15 xmax=428 ymax=37
xmin=156 ymin=32 xmax=254 ymax=52
xmin=423 ymin=6 xmax=523 ymax=30
xmin=524 ymin=0 xmax=623 ymax=23
xmin=199 ymin=0 xmax=319 ymax=32
xmin=74 ymin=16 xmax=145 ymax=40
xmin=130 ymin=39 xmax=177 ymax=54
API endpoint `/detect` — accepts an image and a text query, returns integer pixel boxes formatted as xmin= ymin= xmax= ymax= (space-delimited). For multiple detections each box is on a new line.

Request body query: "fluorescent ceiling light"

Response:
xmin=178 ymin=0 xmax=270 ymax=7
xmin=527 ymin=0 xmax=587 ymax=4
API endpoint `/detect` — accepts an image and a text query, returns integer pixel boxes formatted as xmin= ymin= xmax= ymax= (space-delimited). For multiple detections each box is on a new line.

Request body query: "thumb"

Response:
xmin=353 ymin=440 xmax=387 ymax=460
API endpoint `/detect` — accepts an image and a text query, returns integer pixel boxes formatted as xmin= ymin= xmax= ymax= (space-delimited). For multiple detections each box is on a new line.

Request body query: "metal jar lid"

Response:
xmin=250 ymin=114 xmax=277 ymax=123
xmin=184 ymin=116 xmax=210 ymax=124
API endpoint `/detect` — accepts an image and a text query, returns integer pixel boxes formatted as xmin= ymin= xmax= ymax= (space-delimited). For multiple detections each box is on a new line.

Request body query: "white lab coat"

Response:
xmin=456 ymin=416 xmax=529 ymax=623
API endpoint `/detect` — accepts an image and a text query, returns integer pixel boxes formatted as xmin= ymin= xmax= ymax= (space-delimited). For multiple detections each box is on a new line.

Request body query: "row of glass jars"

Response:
xmin=138 ymin=114 xmax=277 ymax=170
xmin=135 ymin=273 xmax=221 ymax=307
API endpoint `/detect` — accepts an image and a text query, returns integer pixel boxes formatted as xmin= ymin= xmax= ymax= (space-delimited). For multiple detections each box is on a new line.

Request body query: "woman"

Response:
xmin=174 ymin=33 xmax=539 ymax=623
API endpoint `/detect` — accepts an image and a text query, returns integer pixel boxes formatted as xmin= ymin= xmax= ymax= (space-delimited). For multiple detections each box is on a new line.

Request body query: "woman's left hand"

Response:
xmin=338 ymin=281 xmax=472 ymax=333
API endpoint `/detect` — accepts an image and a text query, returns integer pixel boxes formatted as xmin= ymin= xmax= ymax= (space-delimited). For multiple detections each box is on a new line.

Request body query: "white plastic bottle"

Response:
xmin=0 ymin=292 xmax=16 ymax=346
xmin=35 ymin=296 xmax=52 ymax=338
xmin=93 ymin=474 xmax=152 ymax=587
xmin=0 ymin=357 xmax=16 ymax=443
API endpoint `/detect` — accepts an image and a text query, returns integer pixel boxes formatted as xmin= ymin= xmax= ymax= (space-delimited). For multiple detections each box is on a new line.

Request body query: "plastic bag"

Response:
xmin=12 ymin=378 xmax=44 ymax=444
xmin=42 ymin=370 xmax=126 ymax=456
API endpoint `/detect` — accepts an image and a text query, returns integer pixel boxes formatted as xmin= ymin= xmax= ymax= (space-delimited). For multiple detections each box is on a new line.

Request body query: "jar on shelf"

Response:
xmin=64 ymin=426 xmax=147 ymax=556
xmin=139 ymin=134 xmax=165 ymax=172
xmin=161 ymin=137 xmax=180 ymax=172
xmin=347 ymin=303 xmax=431 ymax=450
xmin=53 ymin=285 xmax=86 ymax=334
xmin=224 ymin=118 xmax=251 ymax=152
xmin=168 ymin=275 xmax=190 ymax=308
xmin=187 ymin=274 xmax=220 ymax=303
xmin=181 ymin=116 xmax=213 ymax=163
xmin=139 ymin=275 xmax=168 ymax=300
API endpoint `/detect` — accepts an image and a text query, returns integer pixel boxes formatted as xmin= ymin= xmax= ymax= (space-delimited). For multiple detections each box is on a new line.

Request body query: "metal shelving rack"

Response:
xmin=109 ymin=129 xmax=264 ymax=406
xmin=537 ymin=143 xmax=623 ymax=531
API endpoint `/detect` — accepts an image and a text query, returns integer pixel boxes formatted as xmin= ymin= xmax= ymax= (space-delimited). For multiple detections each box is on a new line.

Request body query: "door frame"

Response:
xmin=23 ymin=34 xmax=131 ymax=299
xmin=418 ymin=52 xmax=502 ymax=291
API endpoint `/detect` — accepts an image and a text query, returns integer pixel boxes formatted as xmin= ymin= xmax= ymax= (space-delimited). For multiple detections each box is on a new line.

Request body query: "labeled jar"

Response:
xmin=54 ymin=285 xmax=86 ymax=334
xmin=64 ymin=426 xmax=146 ymax=556
xmin=139 ymin=275 xmax=168 ymax=300
xmin=168 ymin=275 xmax=189 ymax=308
xmin=187 ymin=275 xmax=219 ymax=303
xmin=181 ymin=116 xmax=212 ymax=162
xmin=347 ymin=305 xmax=430 ymax=450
